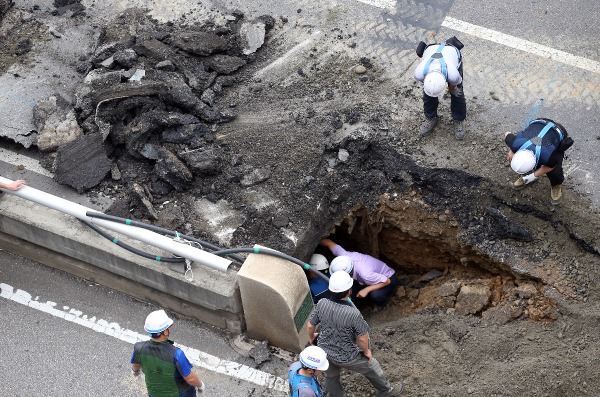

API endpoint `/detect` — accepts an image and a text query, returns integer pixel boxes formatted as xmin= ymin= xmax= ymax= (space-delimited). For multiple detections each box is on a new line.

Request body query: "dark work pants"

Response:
xmin=352 ymin=275 xmax=398 ymax=306
xmin=423 ymin=61 xmax=466 ymax=121
xmin=547 ymin=152 xmax=565 ymax=186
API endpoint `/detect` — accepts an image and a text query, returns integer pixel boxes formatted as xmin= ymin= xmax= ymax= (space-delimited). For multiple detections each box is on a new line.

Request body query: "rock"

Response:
xmin=133 ymin=39 xmax=175 ymax=61
xmin=153 ymin=148 xmax=193 ymax=191
xmin=179 ymin=148 xmax=222 ymax=176
xmin=162 ymin=123 xmax=209 ymax=144
xmin=99 ymin=55 xmax=115 ymax=68
xmin=140 ymin=144 xmax=161 ymax=160
xmin=110 ymin=163 xmax=122 ymax=180
xmin=54 ymin=133 xmax=111 ymax=193
xmin=419 ymin=269 xmax=443 ymax=282
xmin=437 ymin=280 xmax=461 ymax=297
xmin=454 ymin=284 xmax=491 ymax=316
xmin=155 ymin=60 xmax=175 ymax=71
xmin=131 ymin=182 xmax=158 ymax=220
xmin=113 ymin=49 xmax=138 ymax=68
xmin=482 ymin=304 xmax=523 ymax=325
xmin=33 ymin=95 xmax=83 ymax=152
xmin=201 ymin=89 xmax=216 ymax=106
xmin=338 ymin=148 xmax=350 ymax=162
xmin=515 ymin=283 xmax=538 ymax=299
xmin=249 ymin=340 xmax=271 ymax=365
xmin=150 ymin=111 xmax=200 ymax=127
xmin=206 ymin=54 xmax=247 ymax=74
xmin=241 ymin=168 xmax=271 ymax=186
xmin=354 ymin=64 xmax=367 ymax=74
xmin=170 ymin=31 xmax=229 ymax=56
xmin=240 ymin=21 xmax=266 ymax=55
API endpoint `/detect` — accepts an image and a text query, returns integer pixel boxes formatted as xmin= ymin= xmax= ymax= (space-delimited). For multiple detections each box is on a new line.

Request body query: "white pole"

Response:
xmin=0 ymin=177 xmax=232 ymax=272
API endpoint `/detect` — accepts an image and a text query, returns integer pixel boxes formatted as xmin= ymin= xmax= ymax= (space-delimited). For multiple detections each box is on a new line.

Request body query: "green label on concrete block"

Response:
xmin=294 ymin=292 xmax=314 ymax=332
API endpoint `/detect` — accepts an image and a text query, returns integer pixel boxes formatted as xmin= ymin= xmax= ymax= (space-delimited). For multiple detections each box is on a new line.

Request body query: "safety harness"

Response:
xmin=516 ymin=119 xmax=564 ymax=167
xmin=423 ymin=44 xmax=461 ymax=79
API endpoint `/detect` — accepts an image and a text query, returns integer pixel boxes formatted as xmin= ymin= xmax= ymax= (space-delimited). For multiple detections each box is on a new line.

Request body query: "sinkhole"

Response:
xmin=316 ymin=194 xmax=556 ymax=324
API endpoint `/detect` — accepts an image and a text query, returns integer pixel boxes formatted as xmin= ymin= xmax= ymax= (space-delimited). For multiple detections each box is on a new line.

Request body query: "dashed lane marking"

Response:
xmin=356 ymin=0 xmax=396 ymax=8
xmin=0 ymin=282 xmax=288 ymax=393
xmin=442 ymin=16 xmax=600 ymax=74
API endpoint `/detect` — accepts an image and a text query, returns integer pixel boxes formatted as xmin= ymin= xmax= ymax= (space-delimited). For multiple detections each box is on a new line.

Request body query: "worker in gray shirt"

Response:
xmin=414 ymin=36 xmax=466 ymax=140
xmin=307 ymin=271 xmax=404 ymax=397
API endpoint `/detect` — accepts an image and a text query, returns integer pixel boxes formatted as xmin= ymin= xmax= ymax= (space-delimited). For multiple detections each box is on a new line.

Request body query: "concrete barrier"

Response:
xmin=0 ymin=193 xmax=244 ymax=332
xmin=237 ymin=248 xmax=313 ymax=353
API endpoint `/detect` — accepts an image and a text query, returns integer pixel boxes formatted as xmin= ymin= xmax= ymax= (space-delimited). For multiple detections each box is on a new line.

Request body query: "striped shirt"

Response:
xmin=309 ymin=298 xmax=369 ymax=364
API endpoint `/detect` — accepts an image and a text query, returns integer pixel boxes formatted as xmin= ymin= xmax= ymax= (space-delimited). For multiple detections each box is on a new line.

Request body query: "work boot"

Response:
xmin=551 ymin=184 xmax=563 ymax=205
xmin=384 ymin=381 xmax=404 ymax=396
xmin=419 ymin=116 xmax=438 ymax=137
xmin=454 ymin=120 xmax=466 ymax=140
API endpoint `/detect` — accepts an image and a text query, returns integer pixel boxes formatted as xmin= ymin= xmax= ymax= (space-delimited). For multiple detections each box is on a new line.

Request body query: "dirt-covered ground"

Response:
xmin=1 ymin=2 xmax=599 ymax=396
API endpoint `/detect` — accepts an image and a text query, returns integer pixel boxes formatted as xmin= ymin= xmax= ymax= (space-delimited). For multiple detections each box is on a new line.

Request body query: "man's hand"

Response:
xmin=196 ymin=381 xmax=206 ymax=395
xmin=362 ymin=349 xmax=373 ymax=362
xmin=310 ymin=332 xmax=319 ymax=345
xmin=356 ymin=288 xmax=370 ymax=299
xmin=522 ymin=173 xmax=538 ymax=184
xmin=448 ymin=85 xmax=462 ymax=97
xmin=132 ymin=368 xmax=141 ymax=377
xmin=507 ymin=150 xmax=514 ymax=162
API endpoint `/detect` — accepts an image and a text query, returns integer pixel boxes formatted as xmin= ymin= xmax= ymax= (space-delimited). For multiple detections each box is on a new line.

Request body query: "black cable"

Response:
xmin=85 ymin=211 xmax=245 ymax=263
xmin=80 ymin=219 xmax=184 ymax=263
xmin=211 ymin=247 xmax=330 ymax=283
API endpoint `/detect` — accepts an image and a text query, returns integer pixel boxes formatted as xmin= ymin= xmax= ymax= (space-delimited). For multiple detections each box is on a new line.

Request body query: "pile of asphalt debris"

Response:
xmin=33 ymin=9 xmax=275 ymax=218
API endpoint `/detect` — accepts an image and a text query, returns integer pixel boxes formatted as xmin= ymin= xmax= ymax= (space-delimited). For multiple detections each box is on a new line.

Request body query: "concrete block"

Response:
xmin=0 ymin=193 xmax=243 ymax=331
xmin=237 ymin=248 xmax=312 ymax=353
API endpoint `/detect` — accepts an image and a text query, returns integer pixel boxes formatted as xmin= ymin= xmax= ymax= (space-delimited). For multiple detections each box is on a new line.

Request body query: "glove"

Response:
xmin=449 ymin=85 xmax=463 ymax=97
xmin=522 ymin=173 xmax=538 ymax=184
xmin=196 ymin=381 xmax=206 ymax=395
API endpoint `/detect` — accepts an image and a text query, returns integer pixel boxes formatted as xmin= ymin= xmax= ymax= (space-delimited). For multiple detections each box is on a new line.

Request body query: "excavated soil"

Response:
xmin=1 ymin=3 xmax=600 ymax=396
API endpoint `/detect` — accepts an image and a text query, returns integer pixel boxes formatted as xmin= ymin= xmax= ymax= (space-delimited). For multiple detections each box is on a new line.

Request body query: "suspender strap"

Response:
xmin=518 ymin=122 xmax=556 ymax=165
xmin=423 ymin=44 xmax=448 ymax=79
xmin=530 ymin=119 xmax=563 ymax=141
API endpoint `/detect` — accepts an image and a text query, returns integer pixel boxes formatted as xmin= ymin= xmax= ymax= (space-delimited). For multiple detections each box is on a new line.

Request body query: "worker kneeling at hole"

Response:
xmin=504 ymin=118 xmax=574 ymax=205
xmin=131 ymin=310 xmax=206 ymax=396
xmin=288 ymin=345 xmax=329 ymax=396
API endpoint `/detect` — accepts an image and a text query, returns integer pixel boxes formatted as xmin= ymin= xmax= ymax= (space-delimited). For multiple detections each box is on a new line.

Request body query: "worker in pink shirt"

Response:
xmin=319 ymin=239 xmax=398 ymax=308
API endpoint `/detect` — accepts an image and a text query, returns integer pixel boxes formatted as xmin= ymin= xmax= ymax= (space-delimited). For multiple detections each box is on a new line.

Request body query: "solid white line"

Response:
xmin=442 ymin=16 xmax=600 ymax=74
xmin=0 ymin=282 xmax=288 ymax=392
xmin=355 ymin=0 xmax=396 ymax=8
xmin=0 ymin=148 xmax=53 ymax=177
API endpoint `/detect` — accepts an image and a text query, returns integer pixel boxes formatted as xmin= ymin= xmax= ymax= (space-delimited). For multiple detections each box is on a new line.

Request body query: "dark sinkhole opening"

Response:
xmin=316 ymin=199 xmax=556 ymax=324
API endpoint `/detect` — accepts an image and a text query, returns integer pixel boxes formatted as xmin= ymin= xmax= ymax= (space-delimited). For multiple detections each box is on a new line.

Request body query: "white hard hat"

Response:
xmin=144 ymin=310 xmax=174 ymax=334
xmin=511 ymin=149 xmax=536 ymax=174
xmin=423 ymin=70 xmax=447 ymax=97
xmin=328 ymin=270 xmax=354 ymax=293
xmin=309 ymin=254 xmax=329 ymax=271
xmin=299 ymin=345 xmax=329 ymax=371
xmin=330 ymin=256 xmax=353 ymax=274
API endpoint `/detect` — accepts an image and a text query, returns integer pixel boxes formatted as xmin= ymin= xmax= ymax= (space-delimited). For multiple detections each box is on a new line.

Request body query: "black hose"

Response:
xmin=80 ymin=219 xmax=184 ymax=263
xmin=85 ymin=211 xmax=245 ymax=263
xmin=212 ymin=247 xmax=357 ymax=308
xmin=211 ymin=247 xmax=331 ymax=283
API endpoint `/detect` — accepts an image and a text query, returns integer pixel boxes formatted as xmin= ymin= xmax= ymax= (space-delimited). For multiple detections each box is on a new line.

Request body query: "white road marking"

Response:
xmin=356 ymin=0 xmax=396 ymax=8
xmin=442 ymin=16 xmax=600 ymax=74
xmin=352 ymin=0 xmax=599 ymax=74
xmin=0 ymin=148 xmax=53 ymax=177
xmin=0 ymin=282 xmax=288 ymax=392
